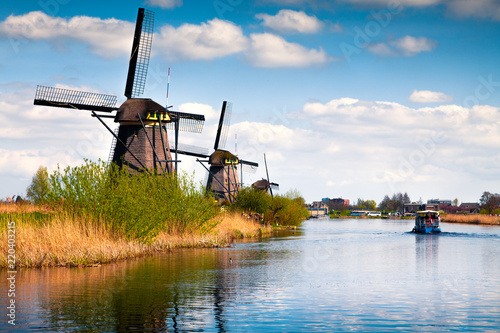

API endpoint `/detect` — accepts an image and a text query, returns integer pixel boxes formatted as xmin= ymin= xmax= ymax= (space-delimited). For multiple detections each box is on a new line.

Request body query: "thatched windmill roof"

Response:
xmin=115 ymin=98 xmax=166 ymax=123
xmin=209 ymin=150 xmax=238 ymax=165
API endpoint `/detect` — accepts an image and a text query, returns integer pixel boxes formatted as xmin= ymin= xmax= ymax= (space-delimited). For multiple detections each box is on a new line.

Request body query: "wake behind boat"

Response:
xmin=412 ymin=210 xmax=441 ymax=234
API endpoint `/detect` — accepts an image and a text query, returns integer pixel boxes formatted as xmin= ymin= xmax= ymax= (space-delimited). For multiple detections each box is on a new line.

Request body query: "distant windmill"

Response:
xmin=33 ymin=8 xmax=205 ymax=174
xmin=170 ymin=101 xmax=259 ymax=202
xmin=252 ymin=153 xmax=279 ymax=197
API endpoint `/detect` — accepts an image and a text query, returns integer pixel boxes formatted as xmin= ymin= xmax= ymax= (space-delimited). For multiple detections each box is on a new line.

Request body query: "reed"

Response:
xmin=0 ymin=212 xmax=266 ymax=268
xmin=214 ymin=213 xmax=272 ymax=239
xmin=0 ymin=202 xmax=51 ymax=214
xmin=0 ymin=160 xmax=281 ymax=269
xmin=441 ymin=214 xmax=500 ymax=225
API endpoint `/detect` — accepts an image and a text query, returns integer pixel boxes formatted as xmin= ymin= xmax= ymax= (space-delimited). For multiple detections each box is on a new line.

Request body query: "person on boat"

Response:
xmin=425 ymin=214 xmax=432 ymax=226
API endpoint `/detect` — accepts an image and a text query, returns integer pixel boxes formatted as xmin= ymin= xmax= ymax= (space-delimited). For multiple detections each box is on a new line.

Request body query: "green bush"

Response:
xmin=232 ymin=187 xmax=272 ymax=214
xmin=35 ymin=160 xmax=220 ymax=242
xmin=266 ymin=191 xmax=309 ymax=226
xmin=233 ymin=188 xmax=308 ymax=227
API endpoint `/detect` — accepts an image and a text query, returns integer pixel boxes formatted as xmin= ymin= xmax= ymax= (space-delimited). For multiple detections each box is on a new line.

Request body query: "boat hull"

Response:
xmin=412 ymin=226 xmax=441 ymax=234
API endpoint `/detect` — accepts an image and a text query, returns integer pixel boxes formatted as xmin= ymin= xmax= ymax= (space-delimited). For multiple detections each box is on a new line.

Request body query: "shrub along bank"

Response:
xmin=1 ymin=160 xmax=307 ymax=268
xmin=232 ymin=187 xmax=310 ymax=226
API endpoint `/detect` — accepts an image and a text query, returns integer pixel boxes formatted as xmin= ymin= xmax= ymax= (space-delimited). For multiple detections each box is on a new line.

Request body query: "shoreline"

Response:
xmin=317 ymin=214 xmax=500 ymax=225
xmin=1 ymin=206 xmax=272 ymax=269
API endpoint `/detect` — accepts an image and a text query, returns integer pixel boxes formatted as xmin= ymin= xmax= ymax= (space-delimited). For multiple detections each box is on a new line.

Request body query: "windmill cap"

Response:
xmin=115 ymin=98 xmax=166 ymax=123
xmin=209 ymin=150 xmax=238 ymax=165
xmin=252 ymin=179 xmax=270 ymax=190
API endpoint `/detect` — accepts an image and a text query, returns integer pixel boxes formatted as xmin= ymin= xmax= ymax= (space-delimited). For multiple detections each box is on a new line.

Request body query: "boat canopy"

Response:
xmin=416 ymin=210 xmax=439 ymax=216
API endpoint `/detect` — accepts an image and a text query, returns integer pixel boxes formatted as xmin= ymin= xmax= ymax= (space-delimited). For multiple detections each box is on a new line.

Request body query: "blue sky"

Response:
xmin=1 ymin=0 xmax=500 ymax=205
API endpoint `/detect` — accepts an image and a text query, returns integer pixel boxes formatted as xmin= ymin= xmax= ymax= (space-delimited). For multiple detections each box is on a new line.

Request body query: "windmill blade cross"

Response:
xmin=33 ymin=85 xmax=118 ymax=112
xmin=124 ymin=8 xmax=154 ymax=99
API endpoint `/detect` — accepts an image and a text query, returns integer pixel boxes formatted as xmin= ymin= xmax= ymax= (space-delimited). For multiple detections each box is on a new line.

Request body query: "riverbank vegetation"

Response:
xmin=1 ymin=160 xmax=305 ymax=268
xmin=440 ymin=214 xmax=500 ymax=225
xmin=232 ymin=187 xmax=309 ymax=227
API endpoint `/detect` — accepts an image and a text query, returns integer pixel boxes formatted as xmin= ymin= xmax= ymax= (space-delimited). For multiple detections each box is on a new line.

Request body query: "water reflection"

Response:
xmin=1 ymin=221 xmax=499 ymax=332
xmin=0 ymin=249 xmax=234 ymax=332
xmin=415 ymin=233 xmax=440 ymax=278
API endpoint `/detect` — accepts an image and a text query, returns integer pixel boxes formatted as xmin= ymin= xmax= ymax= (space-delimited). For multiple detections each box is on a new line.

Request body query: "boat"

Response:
xmin=412 ymin=210 xmax=441 ymax=234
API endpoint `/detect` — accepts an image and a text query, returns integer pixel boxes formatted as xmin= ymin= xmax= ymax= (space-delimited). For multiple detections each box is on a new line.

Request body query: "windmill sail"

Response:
xmin=214 ymin=101 xmax=232 ymax=150
xmin=34 ymin=85 xmax=118 ymax=112
xmin=169 ymin=143 xmax=209 ymax=158
xmin=165 ymin=111 xmax=205 ymax=133
xmin=124 ymin=8 xmax=154 ymax=99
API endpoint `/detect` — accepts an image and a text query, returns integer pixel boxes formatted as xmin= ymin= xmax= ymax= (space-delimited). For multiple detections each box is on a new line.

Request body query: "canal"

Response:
xmin=1 ymin=219 xmax=500 ymax=332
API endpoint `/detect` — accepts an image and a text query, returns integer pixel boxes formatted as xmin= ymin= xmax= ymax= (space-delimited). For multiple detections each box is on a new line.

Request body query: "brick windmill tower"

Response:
xmin=33 ymin=8 xmax=205 ymax=174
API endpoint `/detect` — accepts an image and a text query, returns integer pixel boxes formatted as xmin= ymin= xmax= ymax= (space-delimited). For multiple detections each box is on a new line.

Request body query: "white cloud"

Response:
xmin=292 ymin=98 xmax=500 ymax=201
xmin=219 ymin=98 xmax=500 ymax=202
xmin=0 ymin=84 xmax=115 ymax=181
xmin=145 ymin=0 xmax=183 ymax=9
xmin=393 ymin=36 xmax=437 ymax=56
xmin=365 ymin=42 xmax=394 ymax=56
xmin=0 ymin=13 xmax=248 ymax=62
xmin=341 ymin=0 xmax=500 ymax=20
xmin=366 ymin=36 xmax=437 ymax=57
xmin=178 ymin=102 xmax=219 ymax=121
xmin=0 ymin=12 xmax=333 ymax=68
xmin=245 ymin=33 xmax=333 ymax=67
xmin=409 ymin=90 xmax=453 ymax=103
xmin=447 ymin=0 xmax=500 ymax=20
xmin=256 ymin=9 xmax=325 ymax=33
xmin=155 ymin=19 xmax=249 ymax=61
xmin=0 ymin=11 xmax=134 ymax=58
xmin=342 ymin=0 xmax=440 ymax=6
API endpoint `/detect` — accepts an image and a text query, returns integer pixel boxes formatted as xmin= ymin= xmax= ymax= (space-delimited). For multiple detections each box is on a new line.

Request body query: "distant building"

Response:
xmin=427 ymin=199 xmax=452 ymax=205
xmin=459 ymin=203 xmax=480 ymax=214
xmin=322 ymin=197 xmax=350 ymax=210
xmin=404 ymin=203 xmax=439 ymax=213
xmin=404 ymin=204 xmax=421 ymax=213
xmin=307 ymin=202 xmax=329 ymax=217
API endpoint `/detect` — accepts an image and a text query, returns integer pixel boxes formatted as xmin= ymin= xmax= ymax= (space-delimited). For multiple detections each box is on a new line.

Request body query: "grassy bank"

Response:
xmin=1 ymin=205 xmax=269 ymax=268
xmin=1 ymin=160 xmax=307 ymax=268
xmin=441 ymin=214 xmax=500 ymax=225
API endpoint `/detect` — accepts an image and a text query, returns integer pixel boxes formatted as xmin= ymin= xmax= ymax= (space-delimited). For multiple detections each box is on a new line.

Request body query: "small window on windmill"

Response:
xmin=225 ymin=158 xmax=239 ymax=165
xmin=147 ymin=111 xmax=170 ymax=122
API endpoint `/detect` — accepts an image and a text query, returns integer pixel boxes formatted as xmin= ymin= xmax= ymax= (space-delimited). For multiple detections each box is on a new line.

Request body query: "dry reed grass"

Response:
xmin=214 ymin=213 xmax=271 ymax=238
xmin=0 ymin=211 xmax=270 ymax=268
xmin=441 ymin=214 xmax=500 ymax=225
xmin=0 ymin=202 xmax=52 ymax=214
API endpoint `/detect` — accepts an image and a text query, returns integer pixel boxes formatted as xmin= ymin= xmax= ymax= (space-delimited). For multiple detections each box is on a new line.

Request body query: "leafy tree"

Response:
xmin=378 ymin=195 xmax=392 ymax=211
xmin=365 ymin=200 xmax=377 ymax=210
xmin=26 ymin=166 xmax=51 ymax=204
xmin=267 ymin=190 xmax=309 ymax=226
xmin=453 ymin=198 xmax=459 ymax=207
xmin=356 ymin=198 xmax=376 ymax=210
xmin=233 ymin=187 xmax=272 ymax=214
xmin=480 ymin=191 xmax=499 ymax=214
xmin=378 ymin=192 xmax=411 ymax=211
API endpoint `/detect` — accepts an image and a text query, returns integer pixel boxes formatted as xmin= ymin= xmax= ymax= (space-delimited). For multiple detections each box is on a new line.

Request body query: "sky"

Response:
xmin=1 ymin=0 xmax=500 ymax=205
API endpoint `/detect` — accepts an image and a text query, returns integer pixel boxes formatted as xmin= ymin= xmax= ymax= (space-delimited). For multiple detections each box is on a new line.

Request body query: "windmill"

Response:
xmin=252 ymin=153 xmax=279 ymax=197
xmin=170 ymin=101 xmax=259 ymax=202
xmin=33 ymin=8 xmax=205 ymax=175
